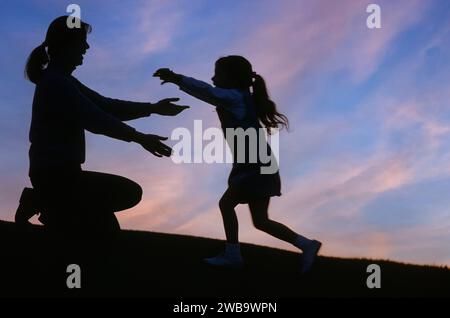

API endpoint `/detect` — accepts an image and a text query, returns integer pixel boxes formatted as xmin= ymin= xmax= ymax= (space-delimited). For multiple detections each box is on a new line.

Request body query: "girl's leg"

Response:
xmin=218 ymin=188 xmax=241 ymax=244
xmin=248 ymin=197 xmax=298 ymax=244
xmin=249 ymin=197 xmax=322 ymax=273
xmin=203 ymin=188 xmax=243 ymax=267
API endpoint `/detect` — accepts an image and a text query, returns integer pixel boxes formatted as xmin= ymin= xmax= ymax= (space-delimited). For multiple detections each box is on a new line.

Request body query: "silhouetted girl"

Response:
xmin=154 ymin=56 xmax=321 ymax=273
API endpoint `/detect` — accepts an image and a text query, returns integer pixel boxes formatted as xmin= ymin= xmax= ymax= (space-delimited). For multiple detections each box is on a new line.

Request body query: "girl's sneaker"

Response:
xmin=301 ymin=240 xmax=322 ymax=274
xmin=204 ymin=252 xmax=244 ymax=269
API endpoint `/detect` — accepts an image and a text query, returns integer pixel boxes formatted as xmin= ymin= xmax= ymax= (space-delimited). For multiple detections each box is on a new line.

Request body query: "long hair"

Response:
xmin=215 ymin=55 xmax=289 ymax=134
xmin=24 ymin=15 xmax=92 ymax=84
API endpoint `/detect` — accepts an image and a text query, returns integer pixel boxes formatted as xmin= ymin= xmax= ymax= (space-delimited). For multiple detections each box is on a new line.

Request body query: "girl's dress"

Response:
xmin=179 ymin=76 xmax=281 ymax=203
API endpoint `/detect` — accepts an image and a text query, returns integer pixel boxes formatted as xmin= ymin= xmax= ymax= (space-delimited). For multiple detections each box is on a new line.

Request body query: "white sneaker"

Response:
xmin=204 ymin=252 xmax=244 ymax=269
xmin=301 ymin=240 xmax=322 ymax=274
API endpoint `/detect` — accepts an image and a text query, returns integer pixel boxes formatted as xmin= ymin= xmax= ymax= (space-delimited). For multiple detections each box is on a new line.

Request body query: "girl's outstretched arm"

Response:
xmin=153 ymin=68 xmax=242 ymax=107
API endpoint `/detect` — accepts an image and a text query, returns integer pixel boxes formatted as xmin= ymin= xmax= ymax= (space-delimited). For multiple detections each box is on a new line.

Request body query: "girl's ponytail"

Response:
xmin=24 ymin=42 xmax=49 ymax=84
xmin=252 ymin=73 xmax=289 ymax=134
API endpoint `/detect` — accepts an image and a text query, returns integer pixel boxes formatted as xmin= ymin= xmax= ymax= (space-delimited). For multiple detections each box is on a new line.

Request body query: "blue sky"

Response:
xmin=1 ymin=0 xmax=450 ymax=266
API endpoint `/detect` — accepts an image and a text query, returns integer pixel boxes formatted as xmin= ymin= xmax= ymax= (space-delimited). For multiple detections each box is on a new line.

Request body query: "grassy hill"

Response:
xmin=0 ymin=220 xmax=449 ymax=298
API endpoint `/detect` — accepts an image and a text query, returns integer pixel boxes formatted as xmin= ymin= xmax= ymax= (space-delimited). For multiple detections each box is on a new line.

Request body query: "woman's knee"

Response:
xmin=109 ymin=176 xmax=143 ymax=210
xmin=124 ymin=179 xmax=142 ymax=208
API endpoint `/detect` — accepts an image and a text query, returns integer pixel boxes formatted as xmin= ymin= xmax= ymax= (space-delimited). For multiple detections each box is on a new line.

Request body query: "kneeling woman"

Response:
xmin=16 ymin=16 xmax=187 ymax=235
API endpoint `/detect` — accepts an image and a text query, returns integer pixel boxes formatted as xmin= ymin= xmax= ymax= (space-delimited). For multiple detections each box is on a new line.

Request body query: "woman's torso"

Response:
xmin=29 ymin=65 xmax=85 ymax=177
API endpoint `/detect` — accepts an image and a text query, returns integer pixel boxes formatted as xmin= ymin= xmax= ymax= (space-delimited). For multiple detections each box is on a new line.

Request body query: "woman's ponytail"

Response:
xmin=252 ymin=73 xmax=289 ymax=134
xmin=24 ymin=42 xmax=49 ymax=84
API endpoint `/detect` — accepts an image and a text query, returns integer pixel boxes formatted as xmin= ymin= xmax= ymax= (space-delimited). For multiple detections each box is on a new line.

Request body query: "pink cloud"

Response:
xmin=228 ymin=0 xmax=432 ymax=101
xmin=341 ymin=0 xmax=430 ymax=82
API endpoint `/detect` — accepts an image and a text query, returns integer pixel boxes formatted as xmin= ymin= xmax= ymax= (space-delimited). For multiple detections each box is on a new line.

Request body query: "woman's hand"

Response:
xmin=153 ymin=68 xmax=181 ymax=85
xmin=133 ymin=132 xmax=172 ymax=157
xmin=152 ymin=98 xmax=189 ymax=116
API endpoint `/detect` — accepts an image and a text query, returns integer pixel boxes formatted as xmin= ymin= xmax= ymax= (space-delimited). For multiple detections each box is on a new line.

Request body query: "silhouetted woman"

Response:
xmin=15 ymin=16 xmax=188 ymax=236
xmin=154 ymin=56 xmax=321 ymax=273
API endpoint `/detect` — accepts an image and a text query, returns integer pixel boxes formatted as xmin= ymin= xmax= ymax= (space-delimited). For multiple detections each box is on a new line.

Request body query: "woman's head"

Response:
xmin=213 ymin=55 xmax=289 ymax=133
xmin=25 ymin=15 xmax=91 ymax=84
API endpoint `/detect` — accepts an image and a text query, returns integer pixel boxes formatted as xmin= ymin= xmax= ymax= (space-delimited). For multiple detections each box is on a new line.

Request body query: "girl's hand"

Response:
xmin=153 ymin=68 xmax=181 ymax=85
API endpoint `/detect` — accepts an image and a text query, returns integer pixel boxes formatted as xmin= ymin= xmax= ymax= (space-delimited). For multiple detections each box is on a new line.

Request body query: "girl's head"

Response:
xmin=213 ymin=55 xmax=253 ymax=89
xmin=25 ymin=15 xmax=92 ymax=84
xmin=213 ymin=55 xmax=289 ymax=133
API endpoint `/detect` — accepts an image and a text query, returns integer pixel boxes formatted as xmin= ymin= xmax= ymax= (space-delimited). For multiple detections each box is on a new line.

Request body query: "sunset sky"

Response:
xmin=1 ymin=0 xmax=449 ymax=266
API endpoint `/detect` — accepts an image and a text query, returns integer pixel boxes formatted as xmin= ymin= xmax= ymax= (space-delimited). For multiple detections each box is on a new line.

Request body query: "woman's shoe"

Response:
xmin=15 ymin=187 xmax=39 ymax=225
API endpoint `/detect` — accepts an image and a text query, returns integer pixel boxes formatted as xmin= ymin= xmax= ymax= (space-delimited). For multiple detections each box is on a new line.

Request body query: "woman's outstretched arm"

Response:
xmin=55 ymin=76 xmax=172 ymax=157
xmin=72 ymin=77 xmax=189 ymax=121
